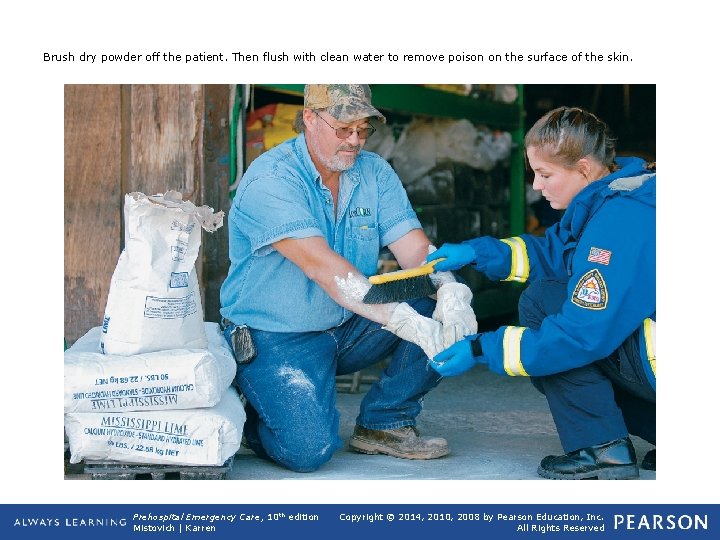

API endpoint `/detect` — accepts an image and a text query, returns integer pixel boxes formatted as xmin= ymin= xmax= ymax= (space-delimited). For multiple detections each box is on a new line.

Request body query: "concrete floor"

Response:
xmin=226 ymin=364 xmax=656 ymax=481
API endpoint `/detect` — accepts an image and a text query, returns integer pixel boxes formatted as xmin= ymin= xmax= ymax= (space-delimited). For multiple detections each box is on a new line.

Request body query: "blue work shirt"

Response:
xmin=220 ymin=133 xmax=421 ymax=332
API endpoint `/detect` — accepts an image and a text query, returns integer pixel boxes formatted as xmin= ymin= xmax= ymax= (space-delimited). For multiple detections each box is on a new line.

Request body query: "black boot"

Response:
xmin=641 ymin=449 xmax=656 ymax=471
xmin=538 ymin=437 xmax=639 ymax=480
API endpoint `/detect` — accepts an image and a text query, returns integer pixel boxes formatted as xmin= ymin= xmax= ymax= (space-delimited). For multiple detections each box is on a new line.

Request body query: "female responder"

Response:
xmin=427 ymin=106 xmax=656 ymax=480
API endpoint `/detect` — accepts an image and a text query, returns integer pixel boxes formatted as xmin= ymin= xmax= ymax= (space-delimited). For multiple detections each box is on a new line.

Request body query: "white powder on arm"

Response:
xmin=334 ymin=272 xmax=397 ymax=325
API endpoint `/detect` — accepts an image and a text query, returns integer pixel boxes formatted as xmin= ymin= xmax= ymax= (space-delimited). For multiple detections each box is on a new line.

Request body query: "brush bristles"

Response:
xmin=362 ymin=275 xmax=438 ymax=304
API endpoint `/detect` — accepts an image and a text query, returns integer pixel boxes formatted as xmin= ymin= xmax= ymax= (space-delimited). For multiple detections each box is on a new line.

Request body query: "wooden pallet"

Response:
xmin=83 ymin=456 xmax=234 ymax=480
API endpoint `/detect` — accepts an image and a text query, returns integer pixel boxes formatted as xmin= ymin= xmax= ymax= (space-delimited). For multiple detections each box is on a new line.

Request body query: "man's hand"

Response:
xmin=429 ymin=336 xmax=483 ymax=377
xmin=432 ymin=283 xmax=478 ymax=348
xmin=426 ymin=243 xmax=476 ymax=272
xmin=384 ymin=302 xmax=445 ymax=360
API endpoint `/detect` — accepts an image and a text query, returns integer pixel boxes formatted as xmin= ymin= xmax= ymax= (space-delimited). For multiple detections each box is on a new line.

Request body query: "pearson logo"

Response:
xmin=614 ymin=514 xmax=708 ymax=531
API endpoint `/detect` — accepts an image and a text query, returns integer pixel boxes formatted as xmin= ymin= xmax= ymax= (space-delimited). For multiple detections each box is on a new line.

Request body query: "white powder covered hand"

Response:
xmin=384 ymin=302 xmax=445 ymax=360
xmin=432 ymin=282 xmax=478 ymax=348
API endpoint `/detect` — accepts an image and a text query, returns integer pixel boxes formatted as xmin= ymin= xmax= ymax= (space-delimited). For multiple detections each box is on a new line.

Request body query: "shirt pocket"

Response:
xmin=348 ymin=223 xmax=380 ymax=275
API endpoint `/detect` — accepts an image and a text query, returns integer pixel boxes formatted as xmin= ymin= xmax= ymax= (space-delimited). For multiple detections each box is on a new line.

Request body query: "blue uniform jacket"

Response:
xmin=466 ymin=157 xmax=656 ymax=388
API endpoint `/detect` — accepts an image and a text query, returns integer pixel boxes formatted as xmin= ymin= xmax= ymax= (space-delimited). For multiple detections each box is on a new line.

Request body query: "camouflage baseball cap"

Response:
xmin=304 ymin=84 xmax=386 ymax=124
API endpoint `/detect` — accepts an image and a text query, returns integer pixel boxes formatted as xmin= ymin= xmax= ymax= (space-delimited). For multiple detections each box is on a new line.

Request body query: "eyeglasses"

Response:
xmin=314 ymin=111 xmax=376 ymax=140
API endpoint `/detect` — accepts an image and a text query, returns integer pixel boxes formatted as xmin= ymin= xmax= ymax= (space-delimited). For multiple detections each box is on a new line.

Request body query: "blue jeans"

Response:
xmin=223 ymin=297 xmax=442 ymax=472
xmin=518 ymin=279 xmax=656 ymax=453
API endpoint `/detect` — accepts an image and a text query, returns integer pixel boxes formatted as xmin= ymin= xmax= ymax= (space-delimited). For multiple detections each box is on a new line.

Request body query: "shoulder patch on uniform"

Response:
xmin=571 ymin=269 xmax=608 ymax=310
xmin=588 ymin=247 xmax=612 ymax=265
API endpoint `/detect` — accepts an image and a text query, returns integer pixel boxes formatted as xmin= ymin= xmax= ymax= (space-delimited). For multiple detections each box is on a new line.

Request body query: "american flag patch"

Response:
xmin=588 ymin=247 xmax=611 ymax=265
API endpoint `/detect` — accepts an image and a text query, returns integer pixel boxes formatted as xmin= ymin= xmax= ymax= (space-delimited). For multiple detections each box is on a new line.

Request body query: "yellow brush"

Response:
xmin=363 ymin=258 xmax=445 ymax=304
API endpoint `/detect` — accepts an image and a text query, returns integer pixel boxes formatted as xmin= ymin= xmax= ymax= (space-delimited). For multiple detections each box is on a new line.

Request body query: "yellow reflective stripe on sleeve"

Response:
xmin=503 ymin=326 xmax=529 ymax=376
xmin=500 ymin=237 xmax=530 ymax=283
xmin=643 ymin=318 xmax=656 ymax=377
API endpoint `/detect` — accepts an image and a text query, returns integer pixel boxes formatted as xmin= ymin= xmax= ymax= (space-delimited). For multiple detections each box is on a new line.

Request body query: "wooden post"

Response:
xmin=64 ymin=85 xmax=122 ymax=344
xmin=199 ymin=85 xmax=230 ymax=323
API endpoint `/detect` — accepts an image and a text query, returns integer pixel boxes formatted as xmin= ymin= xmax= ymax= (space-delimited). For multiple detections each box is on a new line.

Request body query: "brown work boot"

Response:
xmin=349 ymin=425 xmax=449 ymax=460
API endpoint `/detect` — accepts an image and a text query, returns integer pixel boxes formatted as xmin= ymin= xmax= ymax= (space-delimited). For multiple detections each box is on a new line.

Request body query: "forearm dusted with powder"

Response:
xmin=273 ymin=236 xmax=445 ymax=359
xmin=334 ymin=272 xmax=398 ymax=323
xmin=273 ymin=236 xmax=397 ymax=325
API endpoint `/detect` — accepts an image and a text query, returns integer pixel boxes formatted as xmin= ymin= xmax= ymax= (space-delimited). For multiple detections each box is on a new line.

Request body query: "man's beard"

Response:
xmin=311 ymin=137 xmax=360 ymax=171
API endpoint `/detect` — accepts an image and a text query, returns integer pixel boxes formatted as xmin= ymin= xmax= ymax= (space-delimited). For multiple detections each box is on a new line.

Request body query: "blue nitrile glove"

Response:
xmin=426 ymin=243 xmax=477 ymax=272
xmin=430 ymin=335 xmax=484 ymax=376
